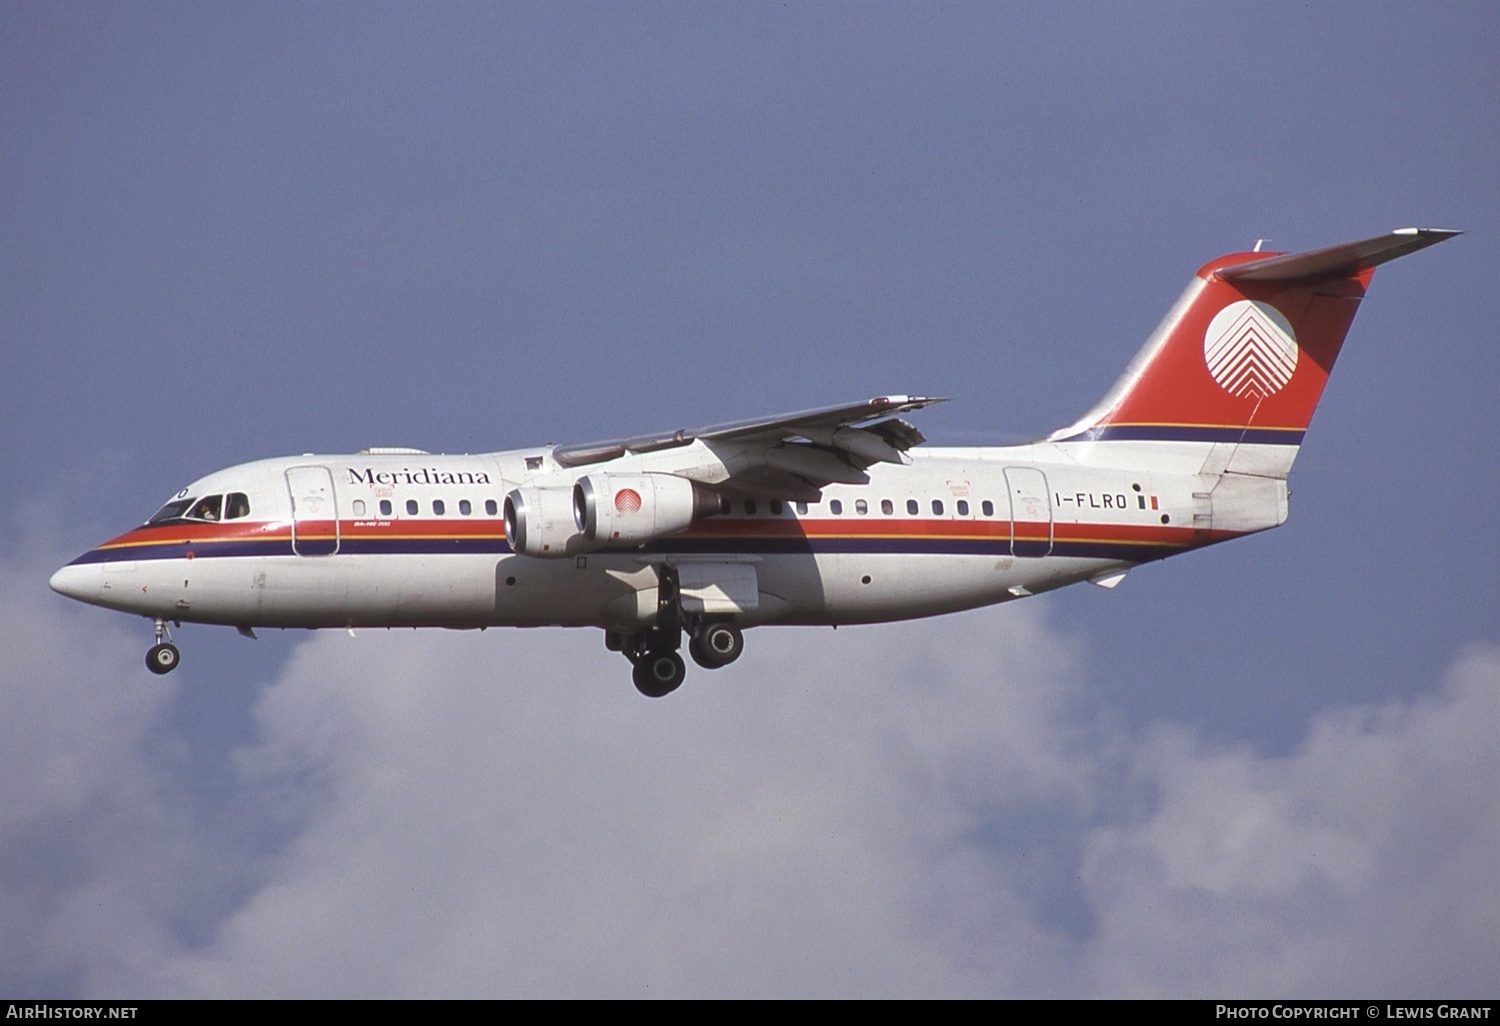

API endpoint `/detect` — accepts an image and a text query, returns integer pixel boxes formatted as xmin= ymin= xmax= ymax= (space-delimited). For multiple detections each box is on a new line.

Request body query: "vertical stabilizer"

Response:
xmin=1051 ymin=228 xmax=1459 ymax=477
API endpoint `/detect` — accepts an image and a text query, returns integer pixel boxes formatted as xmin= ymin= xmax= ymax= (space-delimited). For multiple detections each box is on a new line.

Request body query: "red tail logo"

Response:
xmin=1053 ymin=230 xmax=1459 ymax=449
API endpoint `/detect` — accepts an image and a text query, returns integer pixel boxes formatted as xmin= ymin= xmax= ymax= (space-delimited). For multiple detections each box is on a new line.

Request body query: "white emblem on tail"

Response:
xmin=1203 ymin=300 xmax=1298 ymax=398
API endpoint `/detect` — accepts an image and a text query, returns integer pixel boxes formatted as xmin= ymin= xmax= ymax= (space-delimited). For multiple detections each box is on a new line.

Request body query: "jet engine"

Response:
xmin=504 ymin=485 xmax=597 ymax=558
xmin=573 ymin=473 xmax=726 ymax=547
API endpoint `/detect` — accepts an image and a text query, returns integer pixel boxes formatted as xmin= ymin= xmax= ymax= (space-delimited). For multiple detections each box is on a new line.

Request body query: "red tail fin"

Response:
xmin=1052 ymin=229 xmax=1459 ymax=457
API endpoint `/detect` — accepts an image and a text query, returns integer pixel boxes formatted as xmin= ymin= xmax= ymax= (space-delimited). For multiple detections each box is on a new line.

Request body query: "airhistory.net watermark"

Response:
xmin=5 ymin=1007 xmax=137 ymax=1019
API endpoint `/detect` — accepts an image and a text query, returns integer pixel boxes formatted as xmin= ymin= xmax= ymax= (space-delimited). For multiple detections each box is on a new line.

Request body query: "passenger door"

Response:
xmin=1004 ymin=467 xmax=1053 ymax=557
xmin=286 ymin=466 xmax=340 ymax=556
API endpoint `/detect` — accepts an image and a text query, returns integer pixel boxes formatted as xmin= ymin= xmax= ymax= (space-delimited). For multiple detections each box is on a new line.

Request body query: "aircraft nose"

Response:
xmin=49 ymin=562 xmax=102 ymax=603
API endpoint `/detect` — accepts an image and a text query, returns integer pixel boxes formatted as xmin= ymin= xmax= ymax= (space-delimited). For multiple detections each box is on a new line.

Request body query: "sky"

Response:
xmin=2 ymin=1 xmax=1498 ymax=999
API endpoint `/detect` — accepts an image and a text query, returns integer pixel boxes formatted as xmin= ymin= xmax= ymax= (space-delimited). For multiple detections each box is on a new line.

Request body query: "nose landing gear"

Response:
xmin=145 ymin=618 xmax=180 ymax=675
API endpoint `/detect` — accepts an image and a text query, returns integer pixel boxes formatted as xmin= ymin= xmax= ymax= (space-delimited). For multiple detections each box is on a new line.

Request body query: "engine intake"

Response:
xmin=504 ymin=486 xmax=597 ymax=558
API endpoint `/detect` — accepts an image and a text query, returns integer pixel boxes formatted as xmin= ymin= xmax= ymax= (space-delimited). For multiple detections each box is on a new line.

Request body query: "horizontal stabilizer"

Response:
xmin=1219 ymin=228 xmax=1461 ymax=284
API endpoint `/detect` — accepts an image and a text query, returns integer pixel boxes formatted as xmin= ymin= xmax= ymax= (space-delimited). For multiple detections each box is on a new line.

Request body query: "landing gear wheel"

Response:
xmin=146 ymin=643 xmax=180 ymax=675
xmin=688 ymin=636 xmax=710 ymax=668
xmin=632 ymin=650 xmax=686 ymax=698
xmin=690 ymin=622 xmax=744 ymax=669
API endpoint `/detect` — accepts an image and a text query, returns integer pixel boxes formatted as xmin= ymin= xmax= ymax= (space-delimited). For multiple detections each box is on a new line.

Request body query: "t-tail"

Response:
xmin=1051 ymin=228 xmax=1460 ymax=480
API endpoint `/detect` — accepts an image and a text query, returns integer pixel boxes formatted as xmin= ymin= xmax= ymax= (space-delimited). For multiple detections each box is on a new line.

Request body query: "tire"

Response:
xmin=146 ymin=643 xmax=180 ymax=675
xmin=632 ymin=650 xmax=685 ymax=698
xmin=688 ymin=636 xmax=712 ymax=669
xmin=693 ymin=622 xmax=743 ymax=669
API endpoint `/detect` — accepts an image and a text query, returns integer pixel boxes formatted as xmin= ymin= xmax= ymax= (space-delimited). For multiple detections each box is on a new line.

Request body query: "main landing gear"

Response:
xmin=146 ymin=617 xmax=180 ymax=675
xmin=689 ymin=621 xmax=744 ymax=670
xmin=605 ymin=566 xmax=745 ymax=698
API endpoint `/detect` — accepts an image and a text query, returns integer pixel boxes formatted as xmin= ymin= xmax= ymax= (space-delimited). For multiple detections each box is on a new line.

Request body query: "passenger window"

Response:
xmin=459 ymin=499 xmax=472 ymax=516
xmin=932 ymin=499 xmax=944 ymax=515
xmin=225 ymin=493 xmax=251 ymax=520
xmin=188 ymin=495 xmax=223 ymax=521
xmin=745 ymin=500 xmax=758 ymax=516
xmin=855 ymin=499 xmax=868 ymax=515
xmin=796 ymin=502 xmax=808 ymax=515
xmin=830 ymin=499 xmax=843 ymax=515
xmin=982 ymin=500 xmax=994 ymax=517
xmin=881 ymin=499 xmax=893 ymax=515
xmin=433 ymin=499 xmax=446 ymax=516
xmin=957 ymin=500 xmax=969 ymax=516
xmin=906 ymin=499 xmax=918 ymax=515
xmin=380 ymin=499 xmax=393 ymax=517
xmin=769 ymin=499 xmax=783 ymax=516
xmin=406 ymin=499 xmax=418 ymax=516
xmin=352 ymin=499 xmax=367 ymax=516
xmin=485 ymin=499 xmax=498 ymax=516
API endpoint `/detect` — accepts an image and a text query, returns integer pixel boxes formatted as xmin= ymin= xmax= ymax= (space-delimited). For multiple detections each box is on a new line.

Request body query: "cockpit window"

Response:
xmin=148 ymin=492 xmax=250 ymax=525
xmin=147 ymin=498 xmax=195 ymax=525
xmin=187 ymin=495 xmax=223 ymax=521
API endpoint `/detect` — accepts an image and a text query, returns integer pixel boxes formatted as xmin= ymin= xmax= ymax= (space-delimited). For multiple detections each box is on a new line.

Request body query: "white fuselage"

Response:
xmin=50 ymin=438 xmax=1283 ymax=633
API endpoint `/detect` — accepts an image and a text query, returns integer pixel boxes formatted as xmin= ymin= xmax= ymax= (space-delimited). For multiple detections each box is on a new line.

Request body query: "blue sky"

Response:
xmin=3 ymin=2 xmax=1497 ymax=997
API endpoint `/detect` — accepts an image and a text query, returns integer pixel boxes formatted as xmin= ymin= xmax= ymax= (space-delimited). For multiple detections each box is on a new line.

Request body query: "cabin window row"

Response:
xmin=738 ymin=498 xmax=996 ymax=518
xmin=352 ymin=498 xmax=501 ymax=518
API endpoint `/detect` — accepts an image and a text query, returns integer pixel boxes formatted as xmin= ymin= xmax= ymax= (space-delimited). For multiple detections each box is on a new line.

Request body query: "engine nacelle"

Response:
xmin=504 ymin=485 xmax=599 ymax=558
xmin=573 ymin=473 xmax=726 ymax=547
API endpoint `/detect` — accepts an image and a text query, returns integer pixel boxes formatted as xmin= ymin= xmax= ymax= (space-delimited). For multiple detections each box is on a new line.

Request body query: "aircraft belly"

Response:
xmin=768 ymin=552 xmax=1127 ymax=625
xmin=336 ymin=555 xmax=496 ymax=627
xmin=496 ymin=554 xmax=655 ymax=627
xmin=139 ymin=555 xmax=493 ymax=629
xmin=802 ymin=553 xmax=1010 ymax=622
xmin=169 ymin=555 xmax=352 ymax=627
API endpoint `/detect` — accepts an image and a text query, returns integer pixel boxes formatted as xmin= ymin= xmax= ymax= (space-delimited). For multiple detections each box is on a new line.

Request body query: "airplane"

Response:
xmin=50 ymin=228 xmax=1459 ymax=697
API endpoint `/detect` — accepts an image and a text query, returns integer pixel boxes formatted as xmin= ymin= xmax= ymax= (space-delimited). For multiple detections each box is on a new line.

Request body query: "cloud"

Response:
xmin=5 ymin=543 xmax=1498 ymax=997
xmin=1079 ymin=644 xmax=1500 ymax=996
xmin=0 ymin=542 xmax=192 ymax=995
xmin=142 ymin=606 xmax=1091 ymax=998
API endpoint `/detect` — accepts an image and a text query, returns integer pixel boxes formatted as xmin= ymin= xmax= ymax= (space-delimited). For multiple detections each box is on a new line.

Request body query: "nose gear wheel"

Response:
xmin=145 ymin=618 xmax=181 ymax=675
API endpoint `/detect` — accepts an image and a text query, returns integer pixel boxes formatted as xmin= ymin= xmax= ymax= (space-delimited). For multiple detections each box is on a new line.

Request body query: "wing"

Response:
xmin=552 ymin=395 xmax=948 ymax=500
